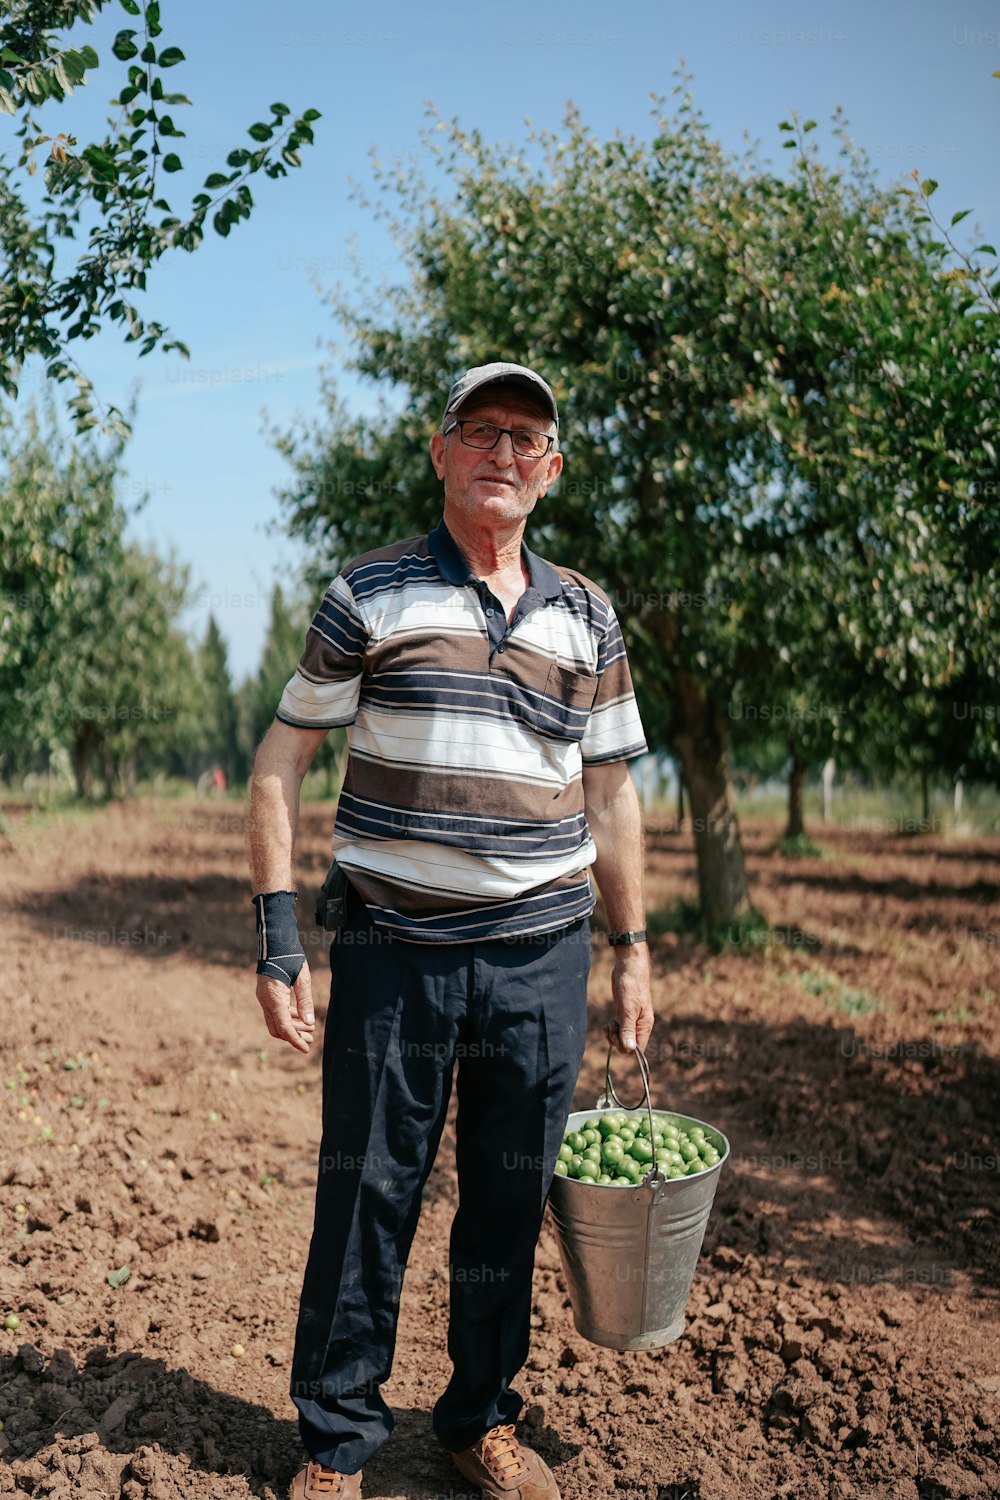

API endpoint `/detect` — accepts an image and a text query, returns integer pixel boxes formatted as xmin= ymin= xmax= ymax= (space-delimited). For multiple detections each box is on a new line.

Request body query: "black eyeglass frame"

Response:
xmin=442 ymin=418 xmax=556 ymax=459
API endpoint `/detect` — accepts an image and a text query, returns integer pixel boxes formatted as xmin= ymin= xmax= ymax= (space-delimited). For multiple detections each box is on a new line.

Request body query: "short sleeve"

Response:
xmin=579 ymin=607 xmax=648 ymax=764
xmin=275 ymin=575 xmax=369 ymax=729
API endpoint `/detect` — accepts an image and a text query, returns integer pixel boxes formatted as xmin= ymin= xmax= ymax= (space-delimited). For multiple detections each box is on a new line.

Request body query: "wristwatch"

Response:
xmin=607 ymin=929 xmax=647 ymax=947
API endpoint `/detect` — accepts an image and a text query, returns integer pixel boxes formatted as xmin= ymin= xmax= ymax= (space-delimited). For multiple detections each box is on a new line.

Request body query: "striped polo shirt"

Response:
xmin=276 ymin=520 xmax=647 ymax=942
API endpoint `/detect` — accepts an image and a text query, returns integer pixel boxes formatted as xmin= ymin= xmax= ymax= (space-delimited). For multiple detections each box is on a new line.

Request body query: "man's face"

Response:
xmin=429 ymin=394 xmax=563 ymax=528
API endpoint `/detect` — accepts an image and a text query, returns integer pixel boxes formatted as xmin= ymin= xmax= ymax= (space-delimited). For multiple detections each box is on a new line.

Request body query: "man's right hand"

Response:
xmin=256 ymin=967 xmax=316 ymax=1053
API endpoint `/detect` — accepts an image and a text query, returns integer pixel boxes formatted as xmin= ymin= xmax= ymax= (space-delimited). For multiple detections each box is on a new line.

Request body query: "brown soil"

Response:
xmin=0 ymin=799 xmax=998 ymax=1500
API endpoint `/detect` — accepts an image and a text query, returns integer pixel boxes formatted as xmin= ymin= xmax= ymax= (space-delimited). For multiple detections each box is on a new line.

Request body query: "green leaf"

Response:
xmin=22 ymin=67 xmax=48 ymax=99
xmin=0 ymin=68 xmax=13 ymax=90
xmin=803 ymin=120 xmax=817 ymax=132
xmin=270 ymin=101 xmax=290 ymax=116
xmin=974 ymin=244 xmax=996 ymax=257
xmin=1 ymin=46 xmax=27 ymax=64
xmin=112 ymin=31 xmax=139 ymax=62
xmin=204 ymin=172 xmax=230 ymax=189
xmin=302 ymin=108 xmax=321 ymax=121
xmin=107 ymin=1266 xmax=131 ymax=1288
xmin=162 ymin=153 xmax=182 ymax=172
xmin=0 ymin=87 xmax=15 ymax=115
xmin=80 ymin=45 xmax=99 ymax=67
xmin=119 ymin=0 xmax=141 ymax=12
xmin=158 ymin=46 xmax=185 ymax=67
xmin=921 ymin=178 xmax=938 ymax=197
xmin=140 ymin=41 xmax=156 ymax=64
xmin=247 ymin=122 xmax=272 ymax=142
xmin=213 ymin=209 xmax=232 ymax=237
xmin=778 ymin=120 xmax=792 ymax=131
xmin=950 ymin=209 xmax=970 ymax=227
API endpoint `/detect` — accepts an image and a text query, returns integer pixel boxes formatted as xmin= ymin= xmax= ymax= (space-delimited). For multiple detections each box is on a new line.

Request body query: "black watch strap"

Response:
xmin=607 ymin=929 xmax=647 ymax=947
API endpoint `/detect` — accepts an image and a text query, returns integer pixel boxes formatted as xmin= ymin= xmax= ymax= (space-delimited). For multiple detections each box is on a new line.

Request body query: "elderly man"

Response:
xmin=248 ymin=362 xmax=654 ymax=1500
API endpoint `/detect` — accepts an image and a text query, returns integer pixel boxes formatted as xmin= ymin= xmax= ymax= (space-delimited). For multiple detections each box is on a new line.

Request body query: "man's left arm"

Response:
xmin=582 ymin=759 xmax=655 ymax=1056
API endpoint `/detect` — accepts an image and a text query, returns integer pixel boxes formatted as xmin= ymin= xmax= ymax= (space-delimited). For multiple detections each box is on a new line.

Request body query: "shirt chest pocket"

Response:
xmin=528 ymin=662 xmax=598 ymax=743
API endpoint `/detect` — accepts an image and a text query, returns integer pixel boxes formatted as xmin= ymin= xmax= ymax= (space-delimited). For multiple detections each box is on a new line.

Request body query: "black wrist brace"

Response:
xmin=253 ymin=889 xmax=305 ymax=987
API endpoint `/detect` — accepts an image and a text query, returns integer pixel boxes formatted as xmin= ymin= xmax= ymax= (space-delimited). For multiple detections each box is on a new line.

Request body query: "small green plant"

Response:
xmin=800 ymin=969 xmax=880 ymax=1015
xmin=931 ymin=1003 xmax=977 ymax=1024
xmin=801 ymin=971 xmax=837 ymax=997
xmin=830 ymin=986 xmax=881 ymax=1017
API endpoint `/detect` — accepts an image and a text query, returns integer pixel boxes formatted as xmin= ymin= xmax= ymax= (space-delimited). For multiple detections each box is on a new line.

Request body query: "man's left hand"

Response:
xmin=603 ymin=944 xmax=655 ymax=1055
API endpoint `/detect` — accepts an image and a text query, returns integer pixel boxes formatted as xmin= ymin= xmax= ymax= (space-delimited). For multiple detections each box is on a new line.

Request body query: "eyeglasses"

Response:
xmin=443 ymin=419 xmax=554 ymax=460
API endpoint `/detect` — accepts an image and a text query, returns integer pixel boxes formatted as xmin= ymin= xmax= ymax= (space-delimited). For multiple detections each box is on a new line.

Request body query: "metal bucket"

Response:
xmin=547 ymin=1049 xmax=729 ymax=1351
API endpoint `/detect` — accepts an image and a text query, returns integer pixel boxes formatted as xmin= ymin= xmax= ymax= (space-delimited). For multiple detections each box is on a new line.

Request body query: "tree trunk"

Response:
xmin=119 ymin=753 xmax=137 ymax=798
xmin=821 ymin=758 xmax=835 ymax=823
xmin=672 ymin=671 xmax=751 ymax=925
xmin=98 ymin=741 xmax=115 ymax=798
xmin=921 ymin=768 xmax=930 ymax=826
xmin=676 ymin=764 xmax=686 ymax=829
xmin=71 ymin=724 xmax=97 ymax=799
xmin=785 ymin=752 xmax=805 ymax=840
xmin=953 ymin=777 xmax=963 ymax=823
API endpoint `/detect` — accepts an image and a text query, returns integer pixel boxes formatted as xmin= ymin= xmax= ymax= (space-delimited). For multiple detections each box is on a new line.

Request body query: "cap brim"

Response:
xmin=447 ymin=373 xmax=557 ymax=423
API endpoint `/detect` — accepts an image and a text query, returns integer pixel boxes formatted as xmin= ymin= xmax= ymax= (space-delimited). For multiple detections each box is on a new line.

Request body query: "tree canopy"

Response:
xmin=272 ymin=83 xmax=1000 ymax=922
xmin=0 ymin=0 xmax=319 ymax=434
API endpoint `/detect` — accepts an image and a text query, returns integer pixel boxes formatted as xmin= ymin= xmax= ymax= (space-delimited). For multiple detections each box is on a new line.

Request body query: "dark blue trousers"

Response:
xmin=289 ymin=881 xmax=591 ymax=1474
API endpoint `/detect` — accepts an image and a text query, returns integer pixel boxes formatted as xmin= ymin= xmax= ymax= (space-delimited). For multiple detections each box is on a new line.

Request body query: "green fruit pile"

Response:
xmin=554 ymin=1110 xmax=722 ymax=1185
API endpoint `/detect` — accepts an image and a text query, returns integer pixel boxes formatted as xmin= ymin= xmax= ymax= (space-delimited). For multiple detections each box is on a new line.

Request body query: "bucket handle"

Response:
xmin=598 ymin=1044 xmax=667 ymax=1193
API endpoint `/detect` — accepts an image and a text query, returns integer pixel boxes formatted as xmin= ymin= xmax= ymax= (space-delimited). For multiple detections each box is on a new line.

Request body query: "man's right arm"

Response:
xmin=248 ymin=718 xmax=329 ymax=1052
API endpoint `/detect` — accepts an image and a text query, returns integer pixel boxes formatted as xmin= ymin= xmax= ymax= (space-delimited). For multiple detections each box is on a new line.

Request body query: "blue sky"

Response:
xmin=11 ymin=0 xmax=1000 ymax=681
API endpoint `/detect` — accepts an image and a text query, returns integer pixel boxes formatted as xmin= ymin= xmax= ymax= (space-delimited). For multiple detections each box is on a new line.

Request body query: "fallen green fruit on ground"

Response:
xmin=3 ymin=1313 xmax=20 ymax=1330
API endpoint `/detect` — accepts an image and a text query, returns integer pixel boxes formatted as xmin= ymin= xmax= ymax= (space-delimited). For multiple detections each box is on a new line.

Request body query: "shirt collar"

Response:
xmin=428 ymin=519 xmax=563 ymax=600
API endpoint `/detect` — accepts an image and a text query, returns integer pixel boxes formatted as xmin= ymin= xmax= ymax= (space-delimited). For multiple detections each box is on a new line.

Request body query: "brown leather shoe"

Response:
xmin=451 ymin=1423 xmax=559 ymax=1498
xmin=288 ymin=1460 xmax=362 ymax=1499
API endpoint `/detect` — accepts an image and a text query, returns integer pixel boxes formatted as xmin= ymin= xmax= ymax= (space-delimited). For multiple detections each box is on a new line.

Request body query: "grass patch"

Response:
xmin=645 ymin=899 xmax=703 ymax=939
xmin=773 ymin=832 xmax=824 ymax=858
xmin=800 ymin=968 xmax=881 ymax=1016
xmin=646 ymin=899 xmax=772 ymax=955
xmin=1 ymin=796 xmax=104 ymax=848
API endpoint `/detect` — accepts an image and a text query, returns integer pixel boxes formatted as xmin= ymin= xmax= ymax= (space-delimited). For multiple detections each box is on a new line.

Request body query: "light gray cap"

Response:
xmin=443 ymin=361 xmax=558 ymax=426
